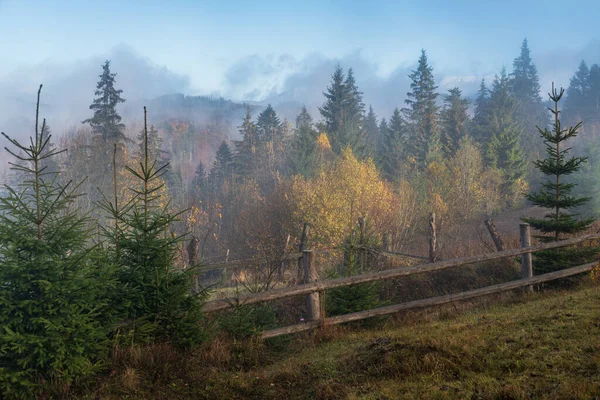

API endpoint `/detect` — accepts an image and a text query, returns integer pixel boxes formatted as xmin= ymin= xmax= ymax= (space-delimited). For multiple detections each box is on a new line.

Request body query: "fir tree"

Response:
xmin=233 ymin=106 xmax=257 ymax=178
xmin=403 ymin=49 xmax=440 ymax=167
xmin=137 ymin=124 xmax=162 ymax=163
xmin=511 ymin=39 xmax=542 ymax=105
xmin=380 ymin=108 xmax=406 ymax=181
xmin=189 ymin=162 xmax=207 ymax=207
xmin=440 ymin=87 xmax=470 ymax=158
xmin=256 ymin=104 xmax=282 ymax=143
xmin=105 ymin=107 xmax=206 ymax=347
xmin=289 ymin=106 xmax=319 ymax=177
xmin=485 ymin=68 xmax=527 ymax=204
xmin=565 ymin=60 xmax=591 ymax=123
xmin=522 ymin=84 xmax=597 ymax=274
xmin=83 ymin=60 xmax=126 ymax=144
xmin=364 ymin=105 xmax=379 ymax=158
xmin=319 ymin=65 xmax=366 ymax=155
xmin=0 ymin=86 xmax=115 ymax=397
xmin=210 ymin=140 xmax=234 ymax=187
xmin=510 ymin=38 xmax=548 ymax=173
xmin=472 ymin=79 xmax=491 ymax=148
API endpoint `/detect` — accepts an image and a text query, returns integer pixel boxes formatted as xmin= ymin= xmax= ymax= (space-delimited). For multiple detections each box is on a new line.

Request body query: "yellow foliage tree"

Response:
xmin=288 ymin=147 xmax=399 ymax=247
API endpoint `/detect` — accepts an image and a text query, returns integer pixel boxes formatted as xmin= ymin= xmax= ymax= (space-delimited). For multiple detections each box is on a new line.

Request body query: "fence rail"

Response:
xmin=203 ymin=231 xmax=600 ymax=313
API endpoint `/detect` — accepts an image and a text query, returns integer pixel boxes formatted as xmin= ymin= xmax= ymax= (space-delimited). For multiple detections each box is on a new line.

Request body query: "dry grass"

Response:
xmin=81 ymin=278 xmax=600 ymax=399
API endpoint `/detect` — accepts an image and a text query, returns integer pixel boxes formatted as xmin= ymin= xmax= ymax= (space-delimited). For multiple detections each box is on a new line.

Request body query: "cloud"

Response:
xmin=0 ymin=44 xmax=193 ymax=140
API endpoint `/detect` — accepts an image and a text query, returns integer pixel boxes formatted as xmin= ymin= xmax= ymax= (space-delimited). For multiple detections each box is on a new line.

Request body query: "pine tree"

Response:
xmin=189 ymin=162 xmax=207 ymax=207
xmin=522 ymin=84 xmax=597 ymax=274
xmin=472 ymin=79 xmax=491 ymax=148
xmin=105 ymin=107 xmax=206 ymax=347
xmin=319 ymin=66 xmax=366 ymax=155
xmin=440 ymin=87 xmax=470 ymax=158
xmin=565 ymin=60 xmax=591 ymax=123
xmin=0 ymin=86 xmax=115 ymax=397
xmin=83 ymin=60 xmax=126 ymax=144
xmin=364 ymin=105 xmax=379 ymax=158
xmin=510 ymin=38 xmax=548 ymax=174
xmin=289 ymin=106 xmax=319 ymax=177
xmin=511 ymin=39 xmax=542 ymax=105
xmin=233 ymin=106 xmax=257 ymax=178
xmin=380 ymin=108 xmax=406 ymax=181
xmin=403 ymin=49 xmax=440 ymax=167
xmin=486 ymin=69 xmax=527 ymax=205
xmin=319 ymin=65 xmax=346 ymax=137
xmin=256 ymin=104 xmax=282 ymax=143
xmin=137 ymin=124 xmax=162 ymax=163
xmin=210 ymin=140 xmax=234 ymax=187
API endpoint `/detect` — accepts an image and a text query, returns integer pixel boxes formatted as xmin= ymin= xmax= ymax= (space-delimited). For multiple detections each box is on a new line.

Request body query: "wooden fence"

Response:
xmin=202 ymin=224 xmax=600 ymax=339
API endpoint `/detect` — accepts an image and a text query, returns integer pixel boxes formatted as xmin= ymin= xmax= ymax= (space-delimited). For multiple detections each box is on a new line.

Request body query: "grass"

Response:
xmin=86 ymin=280 xmax=600 ymax=399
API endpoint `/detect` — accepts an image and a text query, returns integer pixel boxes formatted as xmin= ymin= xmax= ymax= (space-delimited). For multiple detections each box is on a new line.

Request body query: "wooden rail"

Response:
xmin=203 ymin=232 xmax=600 ymax=313
xmin=261 ymin=261 xmax=598 ymax=339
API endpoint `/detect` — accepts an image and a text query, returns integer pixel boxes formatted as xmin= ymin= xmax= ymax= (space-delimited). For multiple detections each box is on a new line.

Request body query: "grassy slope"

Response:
xmin=93 ymin=282 xmax=600 ymax=400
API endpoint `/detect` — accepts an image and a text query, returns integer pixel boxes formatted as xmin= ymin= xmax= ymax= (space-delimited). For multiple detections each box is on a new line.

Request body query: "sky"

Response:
xmin=1 ymin=0 xmax=600 ymax=126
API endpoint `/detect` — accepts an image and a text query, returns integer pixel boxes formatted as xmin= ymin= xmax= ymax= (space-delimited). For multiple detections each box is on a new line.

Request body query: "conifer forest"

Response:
xmin=2 ymin=2 xmax=600 ymax=398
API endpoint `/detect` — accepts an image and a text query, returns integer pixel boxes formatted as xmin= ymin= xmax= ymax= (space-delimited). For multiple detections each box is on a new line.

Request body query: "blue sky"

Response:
xmin=2 ymin=0 xmax=599 ymax=94
xmin=1 ymin=0 xmax=600 ymax=128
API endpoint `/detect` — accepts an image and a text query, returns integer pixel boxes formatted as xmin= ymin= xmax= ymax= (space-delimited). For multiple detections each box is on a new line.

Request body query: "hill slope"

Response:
xmin=94 ymin=282 xmax=600 ymax=399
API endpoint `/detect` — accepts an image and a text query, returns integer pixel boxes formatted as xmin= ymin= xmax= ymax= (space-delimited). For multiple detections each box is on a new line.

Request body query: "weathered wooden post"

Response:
xmin=303 ymin=250 xmax=321 ymax=321
xmin=484 ymin=219 xmax=505 ymax=251
xmin=297 ymin=223 xmax=310 ymax=283
xmin=429 ymin=213 xmax=437 ymax=263
xmin=520 ymin=223 xmax=533 ymax=293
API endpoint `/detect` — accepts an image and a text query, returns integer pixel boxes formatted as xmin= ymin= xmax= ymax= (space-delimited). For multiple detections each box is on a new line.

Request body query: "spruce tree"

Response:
xmin=510 ymin=38 xmax=548 ymax=174
xmin=440 ymin=87 xmax=470 ymax=158
xmin=233 ymin=106 xmax=257 ymax=178
xmin=137 ymin=124 xmax=162 ymax=163
xmin=105 ymin=107 xmax=206 ymax=347
xmin=485 ymin=68 xmax=527 ymax=204
xmin=472 ymin=79 xmax=491 ymax=148
xmin=210 ymin=141 xmax=234 ymax=189
xmin=0 ymin=86 xmax=115 ymax=397
xmin=289 ymin=106 xmax=319 ymax=177
xmin=364 ymin=105 xmax=379 ymax=157
xmin=83 ymin=60 xmax=126 ymax=144
xmin=522 ymin=84 xmax=597 ymax=274
xmin=189 ymin=162 xmax=207 ymax=207
xmin=403 ymin=49 xmax=440 ymax=167
xmin=380 ymin=108 xmax=406 ymax=181
xmin=565 ymin=60 xmax=591 ymax=123
xmin=319 ymin=66 xmax=366 ymax=155
xmin=256 ymin=104 xmax=282 ymax=143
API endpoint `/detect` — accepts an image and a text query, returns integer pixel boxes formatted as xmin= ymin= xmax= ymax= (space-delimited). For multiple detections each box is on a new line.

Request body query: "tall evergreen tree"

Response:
xmin=510 ymin=38 xmax=548 ymax=173
xmin=189 ymin=162 xmax=207 ymax=207
xmin=472 ymin=79 xmax=491 ymax=148
xmin=289 ymin=106 xmax=319 ymax=177
xmin=380 ymin=108 xmax=406 ymax=181
xmin=210 ymin=141 xmax=234 ymax=188
xmin=137 ymin=124 xmax=162 ymax=162
xmin=486 ymin=68 xmax=527 ymax=204
xmin=0 ymin=87 xmax=115 ymax=397
xmin=522 ymin=84 xmax=597 ymax=274
xmin=319 ymin=65 xmax=366 ymax=155
xmin=364 ymin=105 xmax=379 ymax=157
xmin=256 ymin=104 xmax=282 ymax=143
xmin=233 ymin=106 xmax=257 ymax=177
xmin=403 ymin=49 xmax=441 ymax=166
xmin=588 ymin=64 xmax=600 ymax=127
xmin=511 ymin=39 xmax=542 ymax=104
xmin=83 ymin=60 xmax=126 ymax=144
xmin=440 ymin=87 xmax=470 ymax=158
xmin=565 ymin=60 xmax=591 ymax=123
xmin=376 ymin=117 xmax=389 ymax=167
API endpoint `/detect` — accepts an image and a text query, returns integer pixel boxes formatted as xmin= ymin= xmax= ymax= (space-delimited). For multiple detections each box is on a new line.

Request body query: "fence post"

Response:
xmin=382 ymin=233 xmax=392 ymax=267
xmin=303 ymin=250 xmax=321 ymax=321
xmin=484 ymin=219 xmax=505 ymax=251
xmin=520 ymin=223 xmax=533 ymax=293
xmin=429 ymin=213 xmax=437 ymax=263
xmin=297 ymin=223 xmax=310 ymax=283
